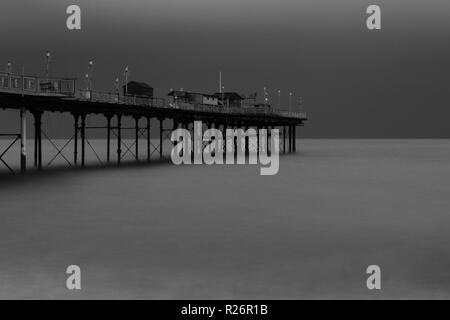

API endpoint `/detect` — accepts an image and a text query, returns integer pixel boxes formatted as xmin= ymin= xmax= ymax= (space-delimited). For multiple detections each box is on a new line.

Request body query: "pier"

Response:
xmin=0 ymin=72 xmax=307 ymax=174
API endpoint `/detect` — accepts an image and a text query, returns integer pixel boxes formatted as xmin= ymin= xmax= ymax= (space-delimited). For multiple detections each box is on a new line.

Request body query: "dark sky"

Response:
xmin=1 ymin=0 xmax=450 ymax=138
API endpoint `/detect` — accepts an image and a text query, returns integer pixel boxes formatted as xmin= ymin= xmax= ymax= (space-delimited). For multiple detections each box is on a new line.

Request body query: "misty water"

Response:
xmin=1 ymin=139 xmax=450 ymax=299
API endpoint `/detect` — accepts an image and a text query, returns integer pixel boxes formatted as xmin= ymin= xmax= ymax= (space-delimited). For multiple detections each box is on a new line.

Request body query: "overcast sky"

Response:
xmin=1 ymin=0 xmax=450 ymax=137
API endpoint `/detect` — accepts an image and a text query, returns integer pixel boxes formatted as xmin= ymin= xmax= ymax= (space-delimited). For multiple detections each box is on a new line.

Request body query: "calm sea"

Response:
xmin=1 ymin=139 xmax=450 ymax=299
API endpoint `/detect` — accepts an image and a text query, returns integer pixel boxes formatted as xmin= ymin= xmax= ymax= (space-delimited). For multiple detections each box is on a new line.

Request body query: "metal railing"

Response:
xmin=78 ymin=90 xmax=307 ymax=120
xmin=0 ymin=73 xmax=306 ymax=120
xmin=279 ymin=111 xmax=307 ymax=119
xmin=0 ymin=72 xmax=77 ymax=96
xmin=79 ymin=90 xmax=165 ymax=108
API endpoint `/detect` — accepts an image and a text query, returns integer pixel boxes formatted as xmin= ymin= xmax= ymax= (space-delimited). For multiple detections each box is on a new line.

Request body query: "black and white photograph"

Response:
xmin=1 ymin=0 xmax=450 ymax=304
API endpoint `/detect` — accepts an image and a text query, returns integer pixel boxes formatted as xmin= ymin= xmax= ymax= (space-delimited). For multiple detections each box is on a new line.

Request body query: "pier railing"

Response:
xmin=79 ymin=90 xmax=166 ymax=107
xmin=0 ymin=72 xmax=76 ymax=96
xmin=0 ymin=73 xmax=306 ymax=120
xmin=78 ymin=90 xmax=307 ymax=120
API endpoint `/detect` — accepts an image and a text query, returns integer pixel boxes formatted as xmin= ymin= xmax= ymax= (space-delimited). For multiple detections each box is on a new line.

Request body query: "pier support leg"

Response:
xmin=135 ymin=117 xmax=139 ymax=161
xmin=289 ymin=125 xmax=293 ymax=153
xmin=34 ymin=123 xmax=37 ymax=167
xmin=223 ymin=124 xmax=227 ymax=151
xmin=288 ymin=125 xmax=291 ymax=153
xmin=159 ymin=118 xmax=163 ymax=159
xmin=245 ymin=125 xmax=249 ymax=157
xmin=106 ymin=115 xmax=111 ymax=163
xmin=73 ymin=114 xmax=79 ymax=165
xmin=190 ymin=122 xmax=195 ymax=160
xmin=38 ymin=119 xmax=42 ymax=169
xmin=81 ymin=115 xmax=86 ymax=167
xmin=256 ymin=125 xmax=260 ymax=156
xmin=283 ymin=126 xmax=286 ymax=153
xmin=20 ymin=108 xmax=26 ymax=174
xmin=220 ymin=124 xmax=225 ymax=154
xmin=117 ymin=115 xmax=122 ymax=164
xmin=38 ymin=118 xmax=42 ymax=169
xmin=293 ymin=125 xmax=296 ymax=152
xmin=269 ymin=126 xmax=273 ymax=155
xmin=221 ymin=124 xmax=226 ymax=138
xmin=33 ymin=112 xmax=42 ymax=170
xmin=147 ymin=117 xmax=151 ymax=162
xmin=233 ymin=125 xmax=238 ymax=156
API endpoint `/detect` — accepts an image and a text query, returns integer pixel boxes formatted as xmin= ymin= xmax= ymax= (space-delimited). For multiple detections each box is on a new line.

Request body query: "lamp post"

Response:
xmin=298 ymin=96 xmax=303 ymax=113
xmin=115 ymin=77 xmax=120 ymax=102
xmin=7 ymin=61 xmax=12 ymax=74
xmin=124 ymin=66 xmax=129 ymax=96
xmin=88 ymin=60 xmax=93 ymax=91
xmin=277 ymin=89 xmax=281 ymax=111
xmin=115 ymin=78 xmax=120 ymax=93
xmin=289 ymin=92 xmax=293 ymax=112
xmin=45 ymin=51 xmax=51 ymax=78
xmin=222 ymin=85 xmax=225 ymax=108
xmin=85 ymin=74 xmax=90 ymax=99
xmin=263 ymin=87 xmax=268 ymax=106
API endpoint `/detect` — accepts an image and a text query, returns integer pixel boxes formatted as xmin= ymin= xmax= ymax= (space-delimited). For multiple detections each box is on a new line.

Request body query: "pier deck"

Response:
xmin=0 ymin=72 xmax=306 ymax=173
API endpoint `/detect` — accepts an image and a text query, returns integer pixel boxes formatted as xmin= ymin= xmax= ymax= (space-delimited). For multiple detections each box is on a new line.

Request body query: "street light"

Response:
xmin=277 ymin=89 xmax=281 ymax=110
xmin=298 ymin=96 xmax=303 ymax=113
xmin=88 ymin=60 xmax=93 ymax=91
xmin=289 ymin=92 xmax=293 ymax=112
xmin=45 ymin=51 xmax=51 ymax=78
xmin=263 ymin=87 xmax=268 ymax=105
xmin=85 ymin=74 xmax=90 ymax=99
xmin=7 ymin=61 xmax=12 ymax=74
xmin=115 ymin=78 xmax=120 ymax=102
xmin=115 ymin=78 xmax=120 ymax=93
xmin=222 ymin=85 xmax=225 ymax=108
xmin=124 ymin=66 xmax=129 ymax=96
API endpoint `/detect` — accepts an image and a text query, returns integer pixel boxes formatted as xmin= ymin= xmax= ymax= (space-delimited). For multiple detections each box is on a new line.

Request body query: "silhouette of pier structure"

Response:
xmin=0 ymin=72 xmax=307 ymax=174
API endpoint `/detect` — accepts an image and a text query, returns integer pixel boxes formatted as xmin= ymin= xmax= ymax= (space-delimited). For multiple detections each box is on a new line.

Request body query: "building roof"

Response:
xmin=167 ymin=90 xmax=188 ymax=97
xmin=122 ymin=81 xmax=153 ymax=89
xmin=214 ymin=92 xmax=243 ymax=100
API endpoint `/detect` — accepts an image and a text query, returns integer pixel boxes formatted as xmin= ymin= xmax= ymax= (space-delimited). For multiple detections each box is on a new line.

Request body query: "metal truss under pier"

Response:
xmin=0 ymin=91 xmax=306 ymax=173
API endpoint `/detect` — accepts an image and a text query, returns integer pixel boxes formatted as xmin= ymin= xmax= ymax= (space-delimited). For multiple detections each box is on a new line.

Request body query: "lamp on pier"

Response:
xmin=124 ymin=66 xmax=129 ymax=96
xmin=263 ymin=87 xmax=268 ymax=106
xmin=88 ymin=60 xmax=93 ymax=91
xmin=277 ymin=89 xmax=281 ymax=110
xmin=289 ymin=92 xmax=293 ymax=112
xmin=45 ymin=51 xmax=51 ymax=78
xmin=115 ymin=78 xmax=120 ymax=93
